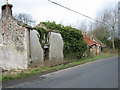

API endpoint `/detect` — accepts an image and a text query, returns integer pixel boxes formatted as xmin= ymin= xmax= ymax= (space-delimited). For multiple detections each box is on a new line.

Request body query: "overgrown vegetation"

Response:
xmin=33 ymin=27 xmax=52 ymax=60
xmin=33 ymin=27 xmax=51 ymax=49
xmin=16 ymin=20 xmax=87 ymax=60
xmin=37 ymin=21 xmax=87 ymax=59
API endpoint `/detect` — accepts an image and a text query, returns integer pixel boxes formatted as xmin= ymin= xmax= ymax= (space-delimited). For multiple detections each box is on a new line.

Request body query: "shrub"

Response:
xmin=37 ymin=21 xmax=87 ymax=59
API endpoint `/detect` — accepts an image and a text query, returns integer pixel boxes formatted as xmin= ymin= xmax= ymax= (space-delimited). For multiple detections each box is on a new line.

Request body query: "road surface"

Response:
xmin=3 ymin=56 xmax=118 ymax=88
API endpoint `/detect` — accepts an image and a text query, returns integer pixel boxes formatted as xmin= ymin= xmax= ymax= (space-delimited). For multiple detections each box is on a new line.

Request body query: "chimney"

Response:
xmin=82 ymin=32 xmax=86 ymax=37
xmin=1 ymin=4 xmax=13 ymax=17
xmin=90 ymin=35 xmax=94 ymax=41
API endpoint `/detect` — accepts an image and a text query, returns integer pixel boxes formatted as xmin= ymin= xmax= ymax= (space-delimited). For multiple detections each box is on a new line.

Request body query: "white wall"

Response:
xmin=30 ymin=30 xmax=44 ymax=65
xmin=49 ymin=32 xmax=64 ymax=62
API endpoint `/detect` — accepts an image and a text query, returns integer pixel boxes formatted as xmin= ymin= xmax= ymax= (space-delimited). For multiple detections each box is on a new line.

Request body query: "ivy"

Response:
xmin=36 ymin=21 xmax=87 ymax=59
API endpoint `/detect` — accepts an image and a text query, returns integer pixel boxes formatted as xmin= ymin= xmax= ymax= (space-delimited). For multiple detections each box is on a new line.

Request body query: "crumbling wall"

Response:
xmin=49 ymin=32 xmax=64 ymax=63
xmin=0 ymin=17 xmax=29 ymax=70
xmin=30 ymin=30 xmax=44 ymax=65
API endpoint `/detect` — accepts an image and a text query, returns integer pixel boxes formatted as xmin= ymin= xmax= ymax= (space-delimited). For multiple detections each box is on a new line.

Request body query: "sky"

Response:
xmin=0 ymin=0 xmax=119 ymax=29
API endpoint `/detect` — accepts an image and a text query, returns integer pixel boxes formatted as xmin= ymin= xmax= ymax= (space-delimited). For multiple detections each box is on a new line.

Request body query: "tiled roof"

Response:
xmin=83 ymin=36 xmax=98 ymax=46
xmin=83 ymin=35 xmax=106 ymax=47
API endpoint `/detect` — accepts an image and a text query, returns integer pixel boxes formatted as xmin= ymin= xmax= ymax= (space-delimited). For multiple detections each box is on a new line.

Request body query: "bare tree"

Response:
xmin=14 ymin=13 xmax=36 ymax=26
xmin=77 ymin=19 xmax=88 ymax=31
xmin=101 ymin=6 xmax=118 ymax=49
xmin=89 ymin=5 xmax=118 ymax=49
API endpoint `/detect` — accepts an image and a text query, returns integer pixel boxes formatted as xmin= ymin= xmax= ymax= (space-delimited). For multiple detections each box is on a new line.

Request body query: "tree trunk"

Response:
xmin=112 ymin=37 xmax=115 ymax=49
xmin=112 ymin=27 xmax=115 ymax=49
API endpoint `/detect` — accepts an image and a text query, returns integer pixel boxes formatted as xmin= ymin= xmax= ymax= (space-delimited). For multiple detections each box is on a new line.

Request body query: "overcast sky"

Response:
xmin=0 ymin=0 xmax=119 ymax=28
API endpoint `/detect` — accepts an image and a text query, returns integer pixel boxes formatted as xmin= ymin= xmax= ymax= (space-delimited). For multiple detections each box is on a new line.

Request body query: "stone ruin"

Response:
xmin=0 ymin=3 xmax=64 ymax=70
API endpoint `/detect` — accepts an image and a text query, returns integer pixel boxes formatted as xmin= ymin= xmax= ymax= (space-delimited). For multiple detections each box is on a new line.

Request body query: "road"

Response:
xmin=3 ymin=56 xmax=118 ymax=88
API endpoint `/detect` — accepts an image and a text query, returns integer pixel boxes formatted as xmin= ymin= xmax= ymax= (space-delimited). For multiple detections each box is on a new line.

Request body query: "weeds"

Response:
xmin=2 ymin=53 xmax=117 ymax=82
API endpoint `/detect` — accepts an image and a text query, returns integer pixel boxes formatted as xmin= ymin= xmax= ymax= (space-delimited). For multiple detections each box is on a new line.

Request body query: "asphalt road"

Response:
xmin=3 ymin=56 xmax=118 ymax=88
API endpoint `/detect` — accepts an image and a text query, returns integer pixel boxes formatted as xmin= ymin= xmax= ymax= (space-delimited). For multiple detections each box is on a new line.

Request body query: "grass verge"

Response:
xmin=2 ymin=53 xmax=117 ymax=82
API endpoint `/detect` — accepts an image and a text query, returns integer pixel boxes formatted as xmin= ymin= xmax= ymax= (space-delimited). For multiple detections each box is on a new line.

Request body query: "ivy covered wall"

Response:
xmin=36 ymin=22 xmax=87 ymax=59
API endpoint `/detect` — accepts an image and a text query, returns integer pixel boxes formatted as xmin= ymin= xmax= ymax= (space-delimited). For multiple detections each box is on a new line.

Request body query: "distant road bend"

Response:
xmin=3 ymin=56 xmax=118 ymax=88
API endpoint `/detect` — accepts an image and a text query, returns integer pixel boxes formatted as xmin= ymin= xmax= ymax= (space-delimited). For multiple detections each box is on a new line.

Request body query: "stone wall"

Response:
xmin=0 ymin=3 xmax=64 ymax=70
xmin=30 ymin=30 xmax=44 ymax=65
xmin=49 ymin=32 xmax=64 ymax=62
xmin=0 ymin=16 xmax=29 ymax=70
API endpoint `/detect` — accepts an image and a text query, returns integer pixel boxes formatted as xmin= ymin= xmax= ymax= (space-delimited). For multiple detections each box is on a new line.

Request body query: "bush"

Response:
xmin=37 ymin=21 xmax=87 ymax=59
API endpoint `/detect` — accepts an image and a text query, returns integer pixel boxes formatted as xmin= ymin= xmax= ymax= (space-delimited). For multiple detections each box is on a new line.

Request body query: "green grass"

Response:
xmin=2 ymin=53 xmax=117 ymax=82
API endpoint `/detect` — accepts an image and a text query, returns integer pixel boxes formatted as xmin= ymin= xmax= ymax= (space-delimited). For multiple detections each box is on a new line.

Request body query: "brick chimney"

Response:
xmin=1 ymin=4 xmax=13 ymax=17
